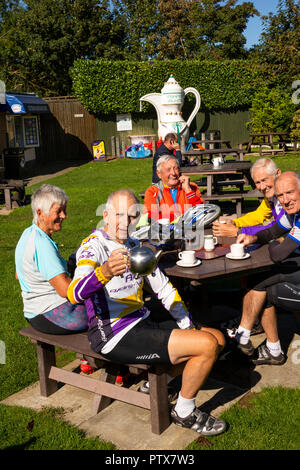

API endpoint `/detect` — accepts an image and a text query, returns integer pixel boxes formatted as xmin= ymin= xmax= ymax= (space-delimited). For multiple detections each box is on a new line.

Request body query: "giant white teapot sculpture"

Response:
xmin=140 ymin=74 xmax=201 ymax=141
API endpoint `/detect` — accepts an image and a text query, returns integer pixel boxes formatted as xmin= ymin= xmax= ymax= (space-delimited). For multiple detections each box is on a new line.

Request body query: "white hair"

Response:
xmin=31 ymin=184 xmax=68 ymax=224
xmin=156 ymin=154 xmax=179 ymax=173
xmin=105 ymin=189 xmax=139 ymax=211
xmin=250 ymin=158 xmax=278 ymax=179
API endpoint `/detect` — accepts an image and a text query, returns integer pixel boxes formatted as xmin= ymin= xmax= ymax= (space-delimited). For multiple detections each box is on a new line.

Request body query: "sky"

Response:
xmin=236 ymin=0 xmax=280 ymax=49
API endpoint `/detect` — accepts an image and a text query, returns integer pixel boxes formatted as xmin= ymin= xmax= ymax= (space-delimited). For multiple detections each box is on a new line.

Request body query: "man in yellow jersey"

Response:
xmin=213 ymin=158 xmax=283 ymax=238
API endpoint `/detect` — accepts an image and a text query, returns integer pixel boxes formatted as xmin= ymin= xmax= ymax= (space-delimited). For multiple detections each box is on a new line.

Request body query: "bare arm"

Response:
xmin=49 ymin=272 xmax=72 ymax=298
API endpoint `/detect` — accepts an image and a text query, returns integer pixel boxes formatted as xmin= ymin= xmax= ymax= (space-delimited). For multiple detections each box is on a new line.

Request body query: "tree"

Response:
xmin=255 ymin=0 xmax=300 ymax=86
xmin=111 ymin=0 xmax=159 ymax=60
xmin=0 ymin=0 xmax=126 ymax=95
xmin=154 ymin=0 xmax=191 ymax=60
xmin=155 ymin=0 xmax=259 ymax=60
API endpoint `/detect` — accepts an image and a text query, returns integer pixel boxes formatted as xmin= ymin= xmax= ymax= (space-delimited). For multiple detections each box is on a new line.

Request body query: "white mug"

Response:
xmin=178 ymin=250 xmax=196 ymax=265
xmin=212 ymin=157 xmax=220 ymax=167
xmin=204 ymin=235 xmax=217 ymax=252
xmin=230 ymin=243 xmax=245 ymax=258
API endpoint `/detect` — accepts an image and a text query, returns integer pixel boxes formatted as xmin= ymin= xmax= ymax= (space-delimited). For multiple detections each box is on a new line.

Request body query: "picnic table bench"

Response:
xmin=240 ymin=133 xmax=298 ymax=155
xmin=182 ymin=147 xmax=247 ymax=164
xmin=181 ymin=161 xmax=254 ymax=217
xmin=19 ymin=326 xmax=170 ymax=435
xmin=0 ymin=179 xmax=27 ymax=210
xmin=190 ymin=139 xmax=231 ymax=150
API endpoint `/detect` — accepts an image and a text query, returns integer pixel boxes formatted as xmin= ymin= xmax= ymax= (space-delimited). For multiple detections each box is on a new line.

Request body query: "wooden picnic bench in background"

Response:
xmin=239 ymin=132 xmax=298 ymax=155
xmin=181 ymin=161 xmax=254 ymax=217
xmin=183 ymin=147 xmax=248 ymax=164
xmin=19 ymin=326 xmax=170 ymax=435
xmin=190 ymin=139 xmax=231 ymax=150
xmin=0 ymin=179 xmax=27 ymax=210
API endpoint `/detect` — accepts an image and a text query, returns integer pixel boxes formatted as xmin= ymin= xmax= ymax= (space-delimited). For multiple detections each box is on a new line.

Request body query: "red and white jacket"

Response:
xmin=144 ymin=180 xmax=203 ymax=222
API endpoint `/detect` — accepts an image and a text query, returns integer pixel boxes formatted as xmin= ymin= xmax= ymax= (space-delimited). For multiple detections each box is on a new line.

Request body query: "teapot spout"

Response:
xmin=155 ymin=249 xmax=163 ymax=262
xmin=140 ymin=93 xmax=162 ymax=122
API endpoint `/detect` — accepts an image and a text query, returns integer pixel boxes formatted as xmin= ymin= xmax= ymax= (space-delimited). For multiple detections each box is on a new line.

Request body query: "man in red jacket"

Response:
xmin=144 ymin=155 xmax=203 ymax=222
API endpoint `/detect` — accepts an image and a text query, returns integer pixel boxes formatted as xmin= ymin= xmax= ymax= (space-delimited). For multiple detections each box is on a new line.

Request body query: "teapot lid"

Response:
xmin=161 ymin=75 xmax=184 ymax=95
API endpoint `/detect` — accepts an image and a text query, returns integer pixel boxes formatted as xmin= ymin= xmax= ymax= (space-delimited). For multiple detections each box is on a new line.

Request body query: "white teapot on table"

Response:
xmin=140 ymin=74 xmax=201 ymax=141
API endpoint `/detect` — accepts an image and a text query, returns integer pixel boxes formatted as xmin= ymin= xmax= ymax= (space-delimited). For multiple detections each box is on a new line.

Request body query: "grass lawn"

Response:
xmin=0 ymin=404 xmax=115 ymax=450
xmin=187 ymin=387 xmax=300 ymax=451
xmin=0 ymin=152 xmax=300 ymax=450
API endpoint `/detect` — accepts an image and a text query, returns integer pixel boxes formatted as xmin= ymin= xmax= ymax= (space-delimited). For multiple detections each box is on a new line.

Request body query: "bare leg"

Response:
xmin=240 ymin=289 xmax=267 ymax=330
xmin=168 ymin=329 xmax=218 ymax=399
xmin=167 ymin=327 xmax=225 ymax=379
xmin=260 ymin=305 xmax=279 ymax=343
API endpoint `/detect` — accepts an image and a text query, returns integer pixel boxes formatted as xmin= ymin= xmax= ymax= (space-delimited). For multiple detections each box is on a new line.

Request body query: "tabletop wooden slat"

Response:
xmin=160 ymin=243 xmax=274 ymax=282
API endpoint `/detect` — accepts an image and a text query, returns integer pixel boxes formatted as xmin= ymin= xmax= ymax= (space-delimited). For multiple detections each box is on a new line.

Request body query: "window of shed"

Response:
xmin=6 ymin=115 xmax=40 ymax=148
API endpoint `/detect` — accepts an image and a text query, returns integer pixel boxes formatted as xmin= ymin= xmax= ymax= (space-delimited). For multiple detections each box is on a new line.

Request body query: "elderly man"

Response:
xmin=68 ymin=189 xmax=227 ymax=436
xmin=152 ymin=133 xmax=184 ymax=184
xmin=213 ymin=158 xmax=284 ymax=238
xmin=145 ymin=155 xmax=203 ymax=222
xmin=231 ymin=171 xmax=300 ymax=365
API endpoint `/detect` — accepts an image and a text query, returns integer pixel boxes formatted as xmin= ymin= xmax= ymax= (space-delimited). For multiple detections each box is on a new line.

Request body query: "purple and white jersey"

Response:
xmin=68 ymin=229 xmax=191 ymax=354
xmin=278 ymin=211 xmax=300 ymax=244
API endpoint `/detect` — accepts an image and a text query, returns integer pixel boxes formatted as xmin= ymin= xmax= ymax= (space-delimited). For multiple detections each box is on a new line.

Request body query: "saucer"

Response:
xmin=226 ymin=252 xmax=250 ymax=260
xmin=176 ymin=259 xmax=202 ymax=268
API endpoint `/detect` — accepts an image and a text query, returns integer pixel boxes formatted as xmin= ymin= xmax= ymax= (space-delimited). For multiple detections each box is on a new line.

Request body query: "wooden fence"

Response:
xmin=39 ymin=97 xmax=97 ymax=162
xmin=36 ymin=96 xmax=250 ymax=161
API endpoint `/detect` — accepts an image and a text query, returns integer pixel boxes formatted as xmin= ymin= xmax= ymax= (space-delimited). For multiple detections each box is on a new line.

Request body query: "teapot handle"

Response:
xmin=184 ymin=87 xmax=201 ymax=129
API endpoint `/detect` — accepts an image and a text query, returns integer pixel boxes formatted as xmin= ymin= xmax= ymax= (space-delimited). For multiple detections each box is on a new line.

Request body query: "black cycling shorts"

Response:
xmin=253 ymin=256 xmax=300 ymax=309
xmin=101 ymin=316 xmax=180 ymax=365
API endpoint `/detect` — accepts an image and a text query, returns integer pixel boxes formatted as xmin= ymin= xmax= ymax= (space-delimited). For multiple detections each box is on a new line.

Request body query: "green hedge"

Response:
xmin=71 ymin=59 xmax=276 ymax=114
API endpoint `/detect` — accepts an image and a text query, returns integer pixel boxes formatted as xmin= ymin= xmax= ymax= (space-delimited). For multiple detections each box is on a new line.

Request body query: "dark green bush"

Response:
xmin=71 ymin=59 xmax=277 ymax=114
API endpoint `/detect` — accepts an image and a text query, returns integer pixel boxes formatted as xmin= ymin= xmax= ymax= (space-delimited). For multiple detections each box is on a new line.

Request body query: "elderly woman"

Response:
xmin=15 ymin=184 xmax=88 ymax=335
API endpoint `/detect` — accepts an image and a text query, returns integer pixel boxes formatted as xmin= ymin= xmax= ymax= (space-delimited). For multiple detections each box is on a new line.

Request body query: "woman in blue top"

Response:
xmin=15 ymin=184 xmax=88 ymax=335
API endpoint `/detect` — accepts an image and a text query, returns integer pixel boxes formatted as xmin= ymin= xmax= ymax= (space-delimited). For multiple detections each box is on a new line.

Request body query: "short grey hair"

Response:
xmin=105 ymin=189 xmax=139 ymax=211
xmin=31 ymin=184 xmax=68 ymax=224
xmin=250 ymin=158 xmax=278 ymax=179
xmin=156 ymin=154 xmax=179 ymax=173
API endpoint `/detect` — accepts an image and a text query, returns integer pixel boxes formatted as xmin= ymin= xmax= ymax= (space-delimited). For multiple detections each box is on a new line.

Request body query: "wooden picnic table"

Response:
xmin=246 ymin=132 xmax=298 ymax=155
xmin=183 ymin=147 xmax=247 ymax=164
xmin=190 ymin=139 xmax=231 ymax=150
xmin=181 ymin=161 xmax=255 ymax=217
xmin=0 ymin=179 xmax=27 ymax=210
xmin=160 ymin=237 xmax=274 ymax=292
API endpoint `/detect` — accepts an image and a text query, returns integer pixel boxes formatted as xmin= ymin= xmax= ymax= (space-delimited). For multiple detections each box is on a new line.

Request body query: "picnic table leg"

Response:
xmin=236 ymin=199 xmax=242 ymax=218
xmin=4 ymin=188 xmax=12 ymax=210
xmin=36 ymin=341 xmax=58 ymax=397
xmin=91 ymin=363 xmax=118 ymax=414
xmin=148 ymin=366 xmax=170 ymax=435
xmin=206 ymin=175 xmax=213 ymax=197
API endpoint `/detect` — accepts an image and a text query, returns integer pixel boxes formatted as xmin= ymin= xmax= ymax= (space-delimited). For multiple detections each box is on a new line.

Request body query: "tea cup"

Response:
xmin=230 ymin=243 xmax=245 ymax=258
xmin=178 ymin=250 xmax=196 ymax=265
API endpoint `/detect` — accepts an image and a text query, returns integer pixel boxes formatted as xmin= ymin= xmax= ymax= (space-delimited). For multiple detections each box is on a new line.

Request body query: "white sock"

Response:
xmin=144 ymin=374 xmax=173 ymax=389
xmin=266 ymin=340 xmax=282 ymax=357
xmin=174 ymin=392 xmax=196 ymax=418
xmin=235 ymin=326 xmax=251 ymax=345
